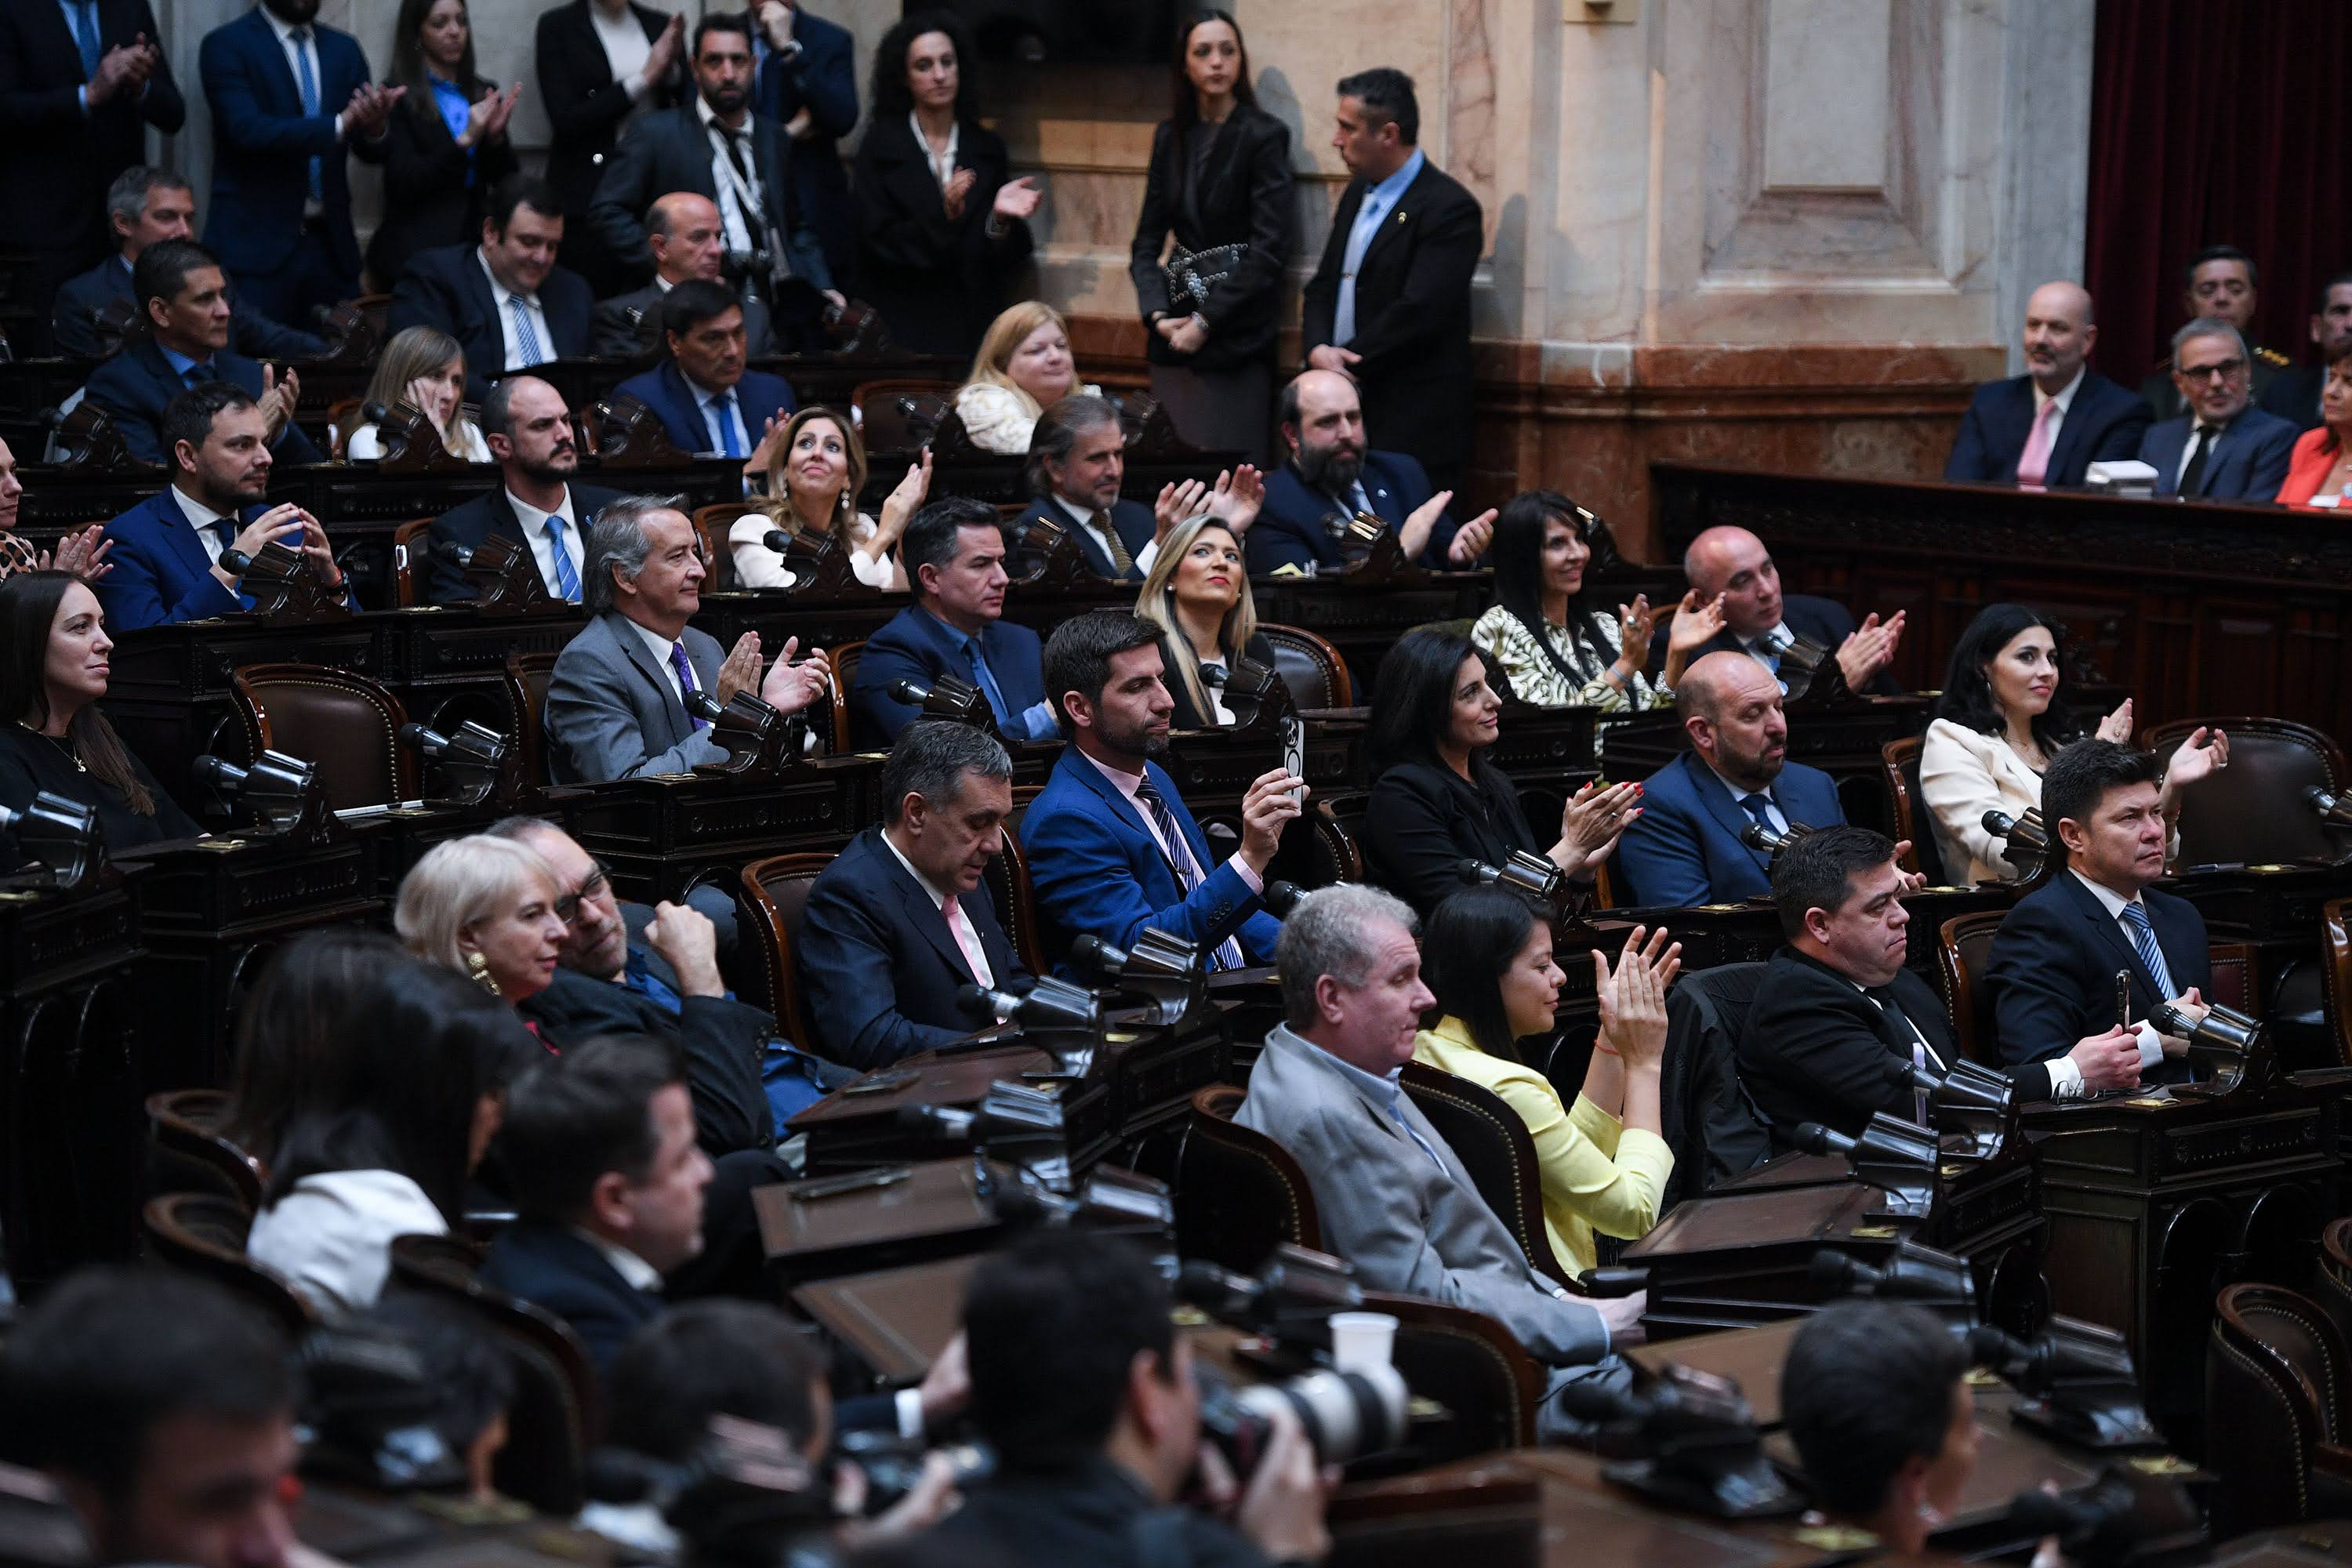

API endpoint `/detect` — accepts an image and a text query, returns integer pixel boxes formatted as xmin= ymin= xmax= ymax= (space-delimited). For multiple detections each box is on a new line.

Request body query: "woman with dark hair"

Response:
xmin=1361 ymin=626 xmax=1640 ymax=913
xmin=853 ymin=10 xmax=1042 ymax=360
xmin=367 ymin=0 xmax=522 ymax=289
xmin=243 ymin=931 xmax=540 ymax=1319
xmin=1920 ymin=603 xmax=2224 ymax=882
xmin=0 ymin=570 xmax=197 ymax=862
xmin=1126 ymin=9 xmax=1294 ymax=459
xmin=2275 ymin=341 xmax=2352 ymax=508
xmin=1471 ymin=491 xmax=1722 ymax=727
xmin=1415 ymin=896 xmax=1678 ymax=1276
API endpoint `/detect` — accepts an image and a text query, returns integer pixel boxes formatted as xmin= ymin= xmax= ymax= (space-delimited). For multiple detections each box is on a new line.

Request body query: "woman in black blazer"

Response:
xmin=1134 ymin=514 xmax=1274 ymax=729
xmin=1128 ymin=11 xmax=1294 ymax=460
xmin=853 ymin=11 xmax=1040 ymax=361
xmin=368 ymin=0 xmax=521 ymax=289
xmin=534 ymin=0 xmax=687 ymax=299
xmin=1362 ymin=628 xmax=1642 ymax=915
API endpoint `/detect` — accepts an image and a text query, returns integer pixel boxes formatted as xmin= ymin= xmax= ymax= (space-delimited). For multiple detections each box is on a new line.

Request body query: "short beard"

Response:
xmin=1294 ymin=441 xmax=1363 ymax=495
xmin=1098 ymin=711 xmax=1170 ymax=760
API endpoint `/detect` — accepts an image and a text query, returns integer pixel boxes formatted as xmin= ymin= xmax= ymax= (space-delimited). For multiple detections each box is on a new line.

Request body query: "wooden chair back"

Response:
xmin=145 ymin=1090 xmax=263 ymax=1213
xmin=738 ymin=852 xmax=839 ymax=1040
xmin=140 ymin=1192 xmax=314 ymax=1340
xmin=1259 ymin=622 xmax=1354 ymax=710
xmin=1178 ymin=1084 xmax=1324 ymax=1272
xmin=1400 ymin=1062 xmax=1574 ymax=1287
xmin=230 ymin=662 xmax=416 ymax=810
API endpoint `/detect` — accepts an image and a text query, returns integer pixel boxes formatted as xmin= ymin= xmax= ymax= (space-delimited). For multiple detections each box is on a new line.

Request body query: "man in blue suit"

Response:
xmin=1022 ymin=611 xmax=1301 ymax=973
xmin=2136 ymin=319 xmax=2299 ymax=503
xmin=1615 ymin=652 xmax=1847 ymax=909
xmin=1986 ymin=740 xmax=2217 ymax=1091
xmin=1946 ymin=281 xmax=2152 ymax=490
xmin=614 ymin=278 xmax=796 ymax=464
xmin=199 ymin=0 xmax=400 ymax=325
xmin=96 ymin=381 xmax=345 ymax=631
xmin=1249 ymin=369 xmax=1493 ymax=575
xmin=798 ymin=720 xmax=1030 ymax=1069
xmin=851 ymin=498 xmax=1054 ymax=748
xmin=752 ymin=1 xmax=858 ymax=286
xmin=1014 ymin=394 xmax=1156 ymax=583
xmin=82 ymin=240 xmax=322 ymax=467
xmin=387 ymin=176 xmax=593 ymax=398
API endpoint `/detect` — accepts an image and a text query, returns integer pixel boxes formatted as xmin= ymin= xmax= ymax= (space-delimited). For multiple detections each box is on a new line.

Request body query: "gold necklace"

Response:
xmin=16 ymin=721 xmax=84 ymax=772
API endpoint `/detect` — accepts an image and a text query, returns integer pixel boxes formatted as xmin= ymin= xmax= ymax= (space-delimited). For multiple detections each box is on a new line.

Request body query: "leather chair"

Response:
xmin=1178 ymin=1084 xmax=1324 ymax=1272
xmin=826 ymin=641 xmax=864 ymax=754
xmin=2205 ymin=1281 xmax=2352 ymax=1534
xmin=851 ymin=379 xmax=955 ymax=454
xmin=390 ymin=516 xmax=434 ymax=608
xmin=1265 ymin=800 xmax=1363 ymax=890
xmin=984 ymin=825 xmax=1050 ymax=979
xmin=1363 ymin=1290 xmax=1543 ymax=1456
xmin=327 ymin=395 xmax=366 ymax=458
xmin=2141 ymin=716 xmax=2347 ymax=869
xmin=2314 ymin=1218 xmax=2352 ymax=1348
xmin=1936 ymin=912 xmax=2006 ymax=1066
xmin=738 ymin=852 xmax=837 ymax=1043
xmin=693 ymin=502 xmax=757 ymax=593
xmin=387 ymin=1232 xmax=596 ymax=1515
xmin=1399 ymin=1062 xmax=1573 ymax=1288
xmin=503 ymin=652 xmax=561 ymax=788
xmin=140 ymin=1192 xmax=314 ymax=1339
xmin=231 ymin=662 xmax=419 ymax=811
xmin=1880 ymin=735 xmax=1948 ymax=884
xmin=146 ymin=1090 xmax=264 ymax=1213
xmin=1259 ymin=622 xmax=1354 ymax=710
xmin=1657 ymin=961 xmax=1773 ymax=1205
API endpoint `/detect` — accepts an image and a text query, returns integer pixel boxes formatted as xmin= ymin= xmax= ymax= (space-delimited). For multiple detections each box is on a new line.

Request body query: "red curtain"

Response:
xmin=2085 ymin=0 xmax=2352 ymax=384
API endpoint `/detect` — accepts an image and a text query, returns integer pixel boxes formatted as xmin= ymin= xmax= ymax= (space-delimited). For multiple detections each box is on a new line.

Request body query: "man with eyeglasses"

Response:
xmin=484 ymin=815 xmax=854 ymax=1145
xmin=2139 ymin=245 xmax=2293 ymax=423
xmin=2135 ymin=318 xmax=2297 ymax=502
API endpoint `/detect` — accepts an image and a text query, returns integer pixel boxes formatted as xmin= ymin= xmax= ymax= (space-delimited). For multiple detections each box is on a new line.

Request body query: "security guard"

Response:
xmin=2140 ymin=245 xmax=2291 ymax=420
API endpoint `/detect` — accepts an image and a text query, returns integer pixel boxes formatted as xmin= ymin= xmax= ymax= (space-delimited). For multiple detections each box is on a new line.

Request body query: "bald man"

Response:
xmin=1653 ymin=525 xmax=1904 ymax=696
xmin=590 ymin=192 xmax=775 ymax=359
xmin=1946 ymin=281 xmax=2153 ymax=489
xmin=1613 ymin=651 xmax=1846 ymax=909
xmin=1249 ymin=368 xmax=1495 ymax=575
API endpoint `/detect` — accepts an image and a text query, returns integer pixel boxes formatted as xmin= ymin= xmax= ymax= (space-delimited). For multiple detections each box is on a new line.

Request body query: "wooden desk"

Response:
xmin=791 ymin=1253 xmax=980 ymax=1383
xmin=563 ymin=753 xmax=884 ymax=904
xmin=753 ymin=1156 xmax=1009 ymax=1281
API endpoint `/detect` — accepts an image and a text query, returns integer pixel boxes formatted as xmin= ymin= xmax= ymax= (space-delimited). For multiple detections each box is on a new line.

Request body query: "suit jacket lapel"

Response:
xmin=608 ymin=613 xmax=687 ymax=744
xmin=151 ymin=493 xmax=218 ymax=588
xmin=1689 ymin=760 xmax=1769 ymax=875
xmin=460 ymin=253 xmax=499 ymax=343
xmin=247 ymin=10 xmax=303 ymax=112
xmin=2058 ymin=875 xmax=2163 ymax=1013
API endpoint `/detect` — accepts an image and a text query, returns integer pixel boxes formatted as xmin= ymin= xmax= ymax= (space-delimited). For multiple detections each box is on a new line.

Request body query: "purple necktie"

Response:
xmin=670 ymin=641 xmax=706 ymax=729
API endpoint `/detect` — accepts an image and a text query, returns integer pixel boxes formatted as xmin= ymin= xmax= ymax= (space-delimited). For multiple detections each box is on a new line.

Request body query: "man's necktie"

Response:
xmin=543 ymin=517 xmax=580 ymax=602
xmin=2178 ymin=424 xmax=2218 ymax=496
xmin=71 ymin=2 xmax=100 ymax=80
xmin=670 ymin=641 xmax=706 ymax=728
xmin=710 ymin=391 xmax=743 ymax=458
xmin=2120 ymin=902 xmax=2177 ymax=1000
xmin=964 ymin=637 xmax=1014 ymax=728
xmin=941 ymin=892 xmax=989 ymax=985
xmin=181 ymin=360 xmax=217 ymax=387
xmin=507 ymin=295 xmax=546 ymax=368
xmin=2016 ymin=397 xmax=2057 ymax=488
xmin=1089 ymin=509 xmax=1135 ymax=577
xmin=209 ymin=517 xmax=238 ymax=555
xmin=1737 ymin=791 xmax=1777 ymax=835
xmin=289 ymin=27 xmax=323 ymax=206
xmin=1133 ymin=777 xmax=1247 ymax=971
xmin=1869 ymin=985 xmax=1938 ymax=1122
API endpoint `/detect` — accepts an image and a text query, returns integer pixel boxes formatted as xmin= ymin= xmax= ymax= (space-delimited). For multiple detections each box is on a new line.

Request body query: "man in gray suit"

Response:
xmin=1235 ymin=884 xmax=1633 ymax=1438
xmin=590 ymin=192 xmax=775 ymax=360
xmin=543 ymin=494 xmax=829 ymax=784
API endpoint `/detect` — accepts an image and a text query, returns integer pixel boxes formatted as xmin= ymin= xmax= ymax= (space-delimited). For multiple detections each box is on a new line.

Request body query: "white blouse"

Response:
xmin=246 ymin=1168 xmax=448 ymax=1321
xmin=729 ymin=510 xmax=902 ymax=591
xmin=348 ymin=419 xmax=492 ymax=464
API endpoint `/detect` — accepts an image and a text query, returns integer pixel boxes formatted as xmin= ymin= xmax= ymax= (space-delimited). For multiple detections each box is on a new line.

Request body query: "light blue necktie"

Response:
xmin=70 ymin=2 xmax=100 ymax=79
xmin=1333 ymin=188 xmax=1388 ymax=345
xmin=2120 ymin=902 xmax=2177 ymax=1000
xmin=507 ymin=295 xmax=546 ymax=368
xmin=543 ymin=517 xmax=579 ymax=602
xmin=709 ymin=391 xmax=743 ymax=458
xmin=964 ymin=637 xmax=1012 ymax=728
xmin=289 ymin=27 xmax=322 ymax=205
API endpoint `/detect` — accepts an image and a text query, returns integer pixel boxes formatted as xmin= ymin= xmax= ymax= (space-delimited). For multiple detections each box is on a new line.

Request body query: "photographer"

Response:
xmin=927 ymin=1230 xmax=1330 ymax=1568
xmin=1781 ymin=1301 xmax=1979 ymax=1553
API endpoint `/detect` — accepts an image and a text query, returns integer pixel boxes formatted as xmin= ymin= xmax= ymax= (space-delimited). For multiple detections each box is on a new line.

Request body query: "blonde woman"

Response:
xmin=952 ymin=301 xmax=1099 ymax=456
xmin=347 ymin=325 xmax=491 ymax=463
xmin=732 ymin=405 xmax=927 ymax=592
xmin=1134 ymin=514 xmax=1272 ymax=728
xmin=394 ymin=834 xmax=569 ymax=1007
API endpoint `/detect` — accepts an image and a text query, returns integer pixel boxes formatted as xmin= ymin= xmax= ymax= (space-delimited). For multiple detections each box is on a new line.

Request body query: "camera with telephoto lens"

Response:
xmin=831 ymin=1428 xmax=995 ymax=1516
xmin=1192 ymin=1359 xmax=1409 ymax=1480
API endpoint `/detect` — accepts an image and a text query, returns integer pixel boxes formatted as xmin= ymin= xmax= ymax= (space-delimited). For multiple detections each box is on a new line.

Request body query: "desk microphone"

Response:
xmin=889 ymin=677 xmax=934 ymax=705
xmin=764 ymin=529 xmax=793 ymax=554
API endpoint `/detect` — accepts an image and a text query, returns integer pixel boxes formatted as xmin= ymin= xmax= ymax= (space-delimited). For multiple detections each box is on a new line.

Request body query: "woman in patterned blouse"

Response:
xmin=1472 ymin=489 xmax=1722 ymax=717
xmin=0 ymin=436 xmax=111 ymax=585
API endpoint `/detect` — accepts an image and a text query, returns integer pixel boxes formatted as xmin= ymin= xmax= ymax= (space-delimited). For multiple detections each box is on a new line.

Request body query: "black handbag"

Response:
xmin=1162 ymin=240 xmax=1249 ymax=315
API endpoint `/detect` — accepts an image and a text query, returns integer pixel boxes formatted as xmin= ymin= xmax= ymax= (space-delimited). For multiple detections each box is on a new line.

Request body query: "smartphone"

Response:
xmin=1280 ymin=715 xmax=1307 ymax=806
xmin=2114 ymin=970 xmax=2132 ymax=1033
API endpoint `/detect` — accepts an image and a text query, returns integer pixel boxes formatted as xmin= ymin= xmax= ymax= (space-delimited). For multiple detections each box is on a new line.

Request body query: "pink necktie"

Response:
xmin=2016 ymin=397 xmax=2058 ymax=489
xmin=942 ymin=892 xmax=990 ymax=987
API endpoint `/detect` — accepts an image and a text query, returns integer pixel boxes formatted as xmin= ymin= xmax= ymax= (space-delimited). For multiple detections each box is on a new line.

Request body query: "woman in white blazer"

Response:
xmin=1921 ymin=604 xmax=2225 ymax=882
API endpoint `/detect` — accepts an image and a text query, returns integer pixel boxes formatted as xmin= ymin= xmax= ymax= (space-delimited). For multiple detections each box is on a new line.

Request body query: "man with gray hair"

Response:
xmin=1236 ymin=884 xmax=1632 ymax=1438
xmin=1013 ymin=395 xmax=1158 ymax=583
xmin=421 ymin=376 xmax=624 ymax=605
xmin=2134 ymin=316 xmax=2299 ymax=500
xmin=542 ymin=492 xmax=829 ymax=782
xmin=796 ymin=719 xmax=1031 ymax=1068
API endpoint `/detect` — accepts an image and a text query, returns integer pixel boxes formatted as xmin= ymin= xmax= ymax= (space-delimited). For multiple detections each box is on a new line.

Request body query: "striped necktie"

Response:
xmin=2120 ymin=902 xmax=2176 ymax=1000
xmin=543 ymin=517 xmax=579 ymax=602
xmin=507 ymin=294 xmax=546 ymax=368
xmin=1133 ymin=777 xmax=1247 ymax=971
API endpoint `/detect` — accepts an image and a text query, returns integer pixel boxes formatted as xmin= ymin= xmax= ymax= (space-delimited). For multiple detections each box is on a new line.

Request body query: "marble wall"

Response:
xmin=142 ymin=0 xmax=2092 ymax=561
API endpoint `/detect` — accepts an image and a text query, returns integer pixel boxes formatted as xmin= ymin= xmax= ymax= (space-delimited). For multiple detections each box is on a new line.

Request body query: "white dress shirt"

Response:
xmin=2067 ymin=869 xmax=2177 ymax=1074
xmin=507 ymin=485 xmax=583 ymax=602
xmin=912 ymin=111 xmax=959 ymax=188
xmin=170 ymin=485 xmax=238 ymax=571
xmin=1077 ymin=749 xmax=1263 ymax=895
xmin=696 ymin=93 xmax=766 ymax=256
xmin=576 ymin=1227 xmax=662 ymax=1292
xmin=480 ymin=250 xmax=554 ymax=372
xmin=590 ymin=2 xmax=654 ymax=103
xmin=626 ymin=613 xmax=699 ymax=709
xmin=880 ymin=827 xmax=994 ymax=988
xmin=1051 ymin=492 xmax=1159 ymax=575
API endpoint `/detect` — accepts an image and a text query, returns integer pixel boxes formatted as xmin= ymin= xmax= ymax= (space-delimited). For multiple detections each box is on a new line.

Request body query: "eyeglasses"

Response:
xmin=553 ymin=862 xmax=611 ymax=926
xmin=2179 ymin=358 xmax=2248 ymax=383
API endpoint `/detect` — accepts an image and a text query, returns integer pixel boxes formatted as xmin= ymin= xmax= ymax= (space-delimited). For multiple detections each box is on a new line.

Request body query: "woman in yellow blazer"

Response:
xmin=1412 ymin=887 xmax=1679 ymax=1276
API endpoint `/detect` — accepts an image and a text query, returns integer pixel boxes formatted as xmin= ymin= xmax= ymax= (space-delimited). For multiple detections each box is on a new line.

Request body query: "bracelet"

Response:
xmin=1593 ymin=1042 xmax=1621 ymax=1056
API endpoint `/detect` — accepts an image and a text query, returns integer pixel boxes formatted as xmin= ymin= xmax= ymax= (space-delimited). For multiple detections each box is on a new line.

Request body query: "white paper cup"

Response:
xmin=1327 ymin=1311 xmax=1399 ymax=1372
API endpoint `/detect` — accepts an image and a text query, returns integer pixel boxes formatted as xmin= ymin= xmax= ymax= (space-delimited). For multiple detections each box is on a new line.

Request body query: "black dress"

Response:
xmin=851 ymin=113 xmax=1033 ymax=361
xmin=1362 ymin=757 xmax=1544 ymax=916
xmin=0 ymin=723 xmax=200 ymax=868
xmin=533 ymin=0 xmax=686 ymax=299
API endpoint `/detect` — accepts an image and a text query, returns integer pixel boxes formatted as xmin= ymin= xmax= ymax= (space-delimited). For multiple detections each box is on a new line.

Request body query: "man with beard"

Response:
xmin=850 ymin=497 xmax=1054 ymax=746
xmin=1248 ymin=368 xmax=1493 ymax=574
xmin=1014 ymin=394 xmax=1158 ymax=583
xmin=2260 ymin=270 xmax=2352 ymax=431
xmin=1022 ymin=610 xmax=1301 ymax=973
xmin=388 ymin=175 xmax=594 ymax=397
xmin=1614 ymin=651 xmax=1846 ymax=909
xmin=1946 ymin=281 xmax=2151 ymax=489
xmin=586 ymin=11 xmax=834 ymax=306
xmin=420 ymin=376 xmax=622 ymax=605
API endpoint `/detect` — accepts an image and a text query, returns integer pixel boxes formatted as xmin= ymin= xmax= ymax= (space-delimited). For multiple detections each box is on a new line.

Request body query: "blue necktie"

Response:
xmin=1334 ymin=188 xmax=1386 ymax=345
xmin=1134 ymin=776 xmax=1247 ymax=971
xmin=670 ymin=641 xmax=706 ymax=729
xmin=289 ymin=27 xmax=323 ymax=206
xmin=1737 ymin=791 xmax=1778 ymax=834
xmin=964 ymin=636 xmax=1013 ymax=728
xmin=543 ymin=517 xmax=579 ymax=602
xmin=181 ymin=360 xmax=217 ymax=387
xmin=710 ymin=391 xmax=743 ymax=458
xmin=70 ymin=2 xmax=100 ymax=79
xmin=507 ymin=295 xmax=546 ymax=368
xmin=2120 ymin=902 xmax=2176 ymax=1000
